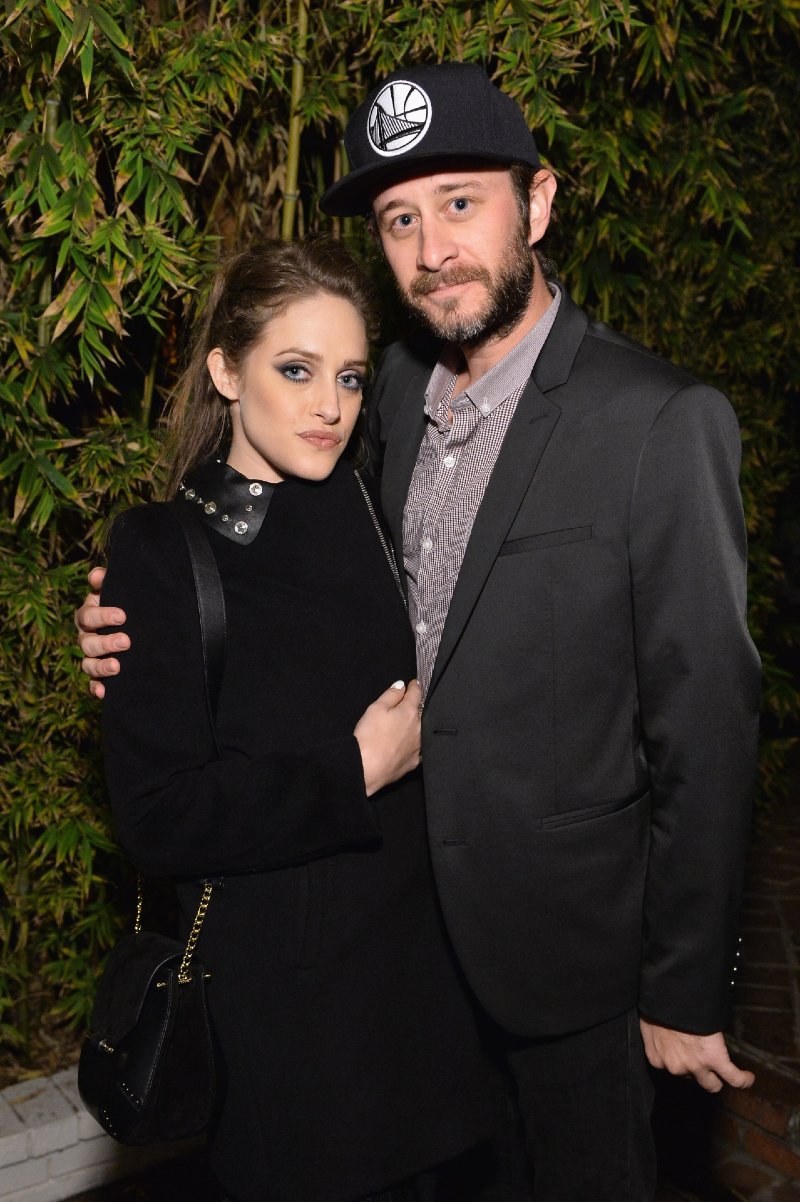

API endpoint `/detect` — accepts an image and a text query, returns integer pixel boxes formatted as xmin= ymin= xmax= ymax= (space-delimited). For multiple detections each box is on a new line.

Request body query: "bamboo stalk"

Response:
xmin=37 ymin=96 xmax=60 ymax=349
xmin=280 ymin=0 xmax=309 ymax=242
xmin=141 ymin=341 xmax=160 ymax=426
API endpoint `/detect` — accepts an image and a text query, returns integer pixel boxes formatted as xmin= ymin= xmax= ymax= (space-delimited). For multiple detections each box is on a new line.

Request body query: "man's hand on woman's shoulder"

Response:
xmin=75 ymin=565 xmax=129 ymax=698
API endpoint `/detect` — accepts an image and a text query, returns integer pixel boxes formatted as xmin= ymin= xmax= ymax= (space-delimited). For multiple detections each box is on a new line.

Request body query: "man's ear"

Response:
xmin=207 ymin=347 xmax=240 ymax=400
xmin=528 ymin=170 xmax=557 ymax=246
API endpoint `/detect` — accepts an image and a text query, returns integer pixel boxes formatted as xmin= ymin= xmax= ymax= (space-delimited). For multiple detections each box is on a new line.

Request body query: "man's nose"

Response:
xmin=416 ymin=222 xmax=458 ymax=272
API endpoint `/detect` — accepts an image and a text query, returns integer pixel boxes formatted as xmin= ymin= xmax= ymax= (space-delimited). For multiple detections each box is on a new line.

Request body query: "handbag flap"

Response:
xmin=90 ymin=931 xmax=185 ymax=1046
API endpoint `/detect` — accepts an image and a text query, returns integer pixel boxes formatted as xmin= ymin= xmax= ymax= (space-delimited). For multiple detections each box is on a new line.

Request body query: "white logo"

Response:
xmin=367 ymin=80 xmax=432 ymax=157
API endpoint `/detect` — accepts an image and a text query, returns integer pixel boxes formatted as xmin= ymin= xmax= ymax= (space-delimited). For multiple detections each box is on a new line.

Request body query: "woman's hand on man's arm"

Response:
xmin=75 ymin=565 xmax=130 ymax=698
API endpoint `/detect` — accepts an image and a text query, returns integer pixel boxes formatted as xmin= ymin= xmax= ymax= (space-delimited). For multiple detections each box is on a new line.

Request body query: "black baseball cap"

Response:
xmin=320 ymin=62 xmax=541 ymax=217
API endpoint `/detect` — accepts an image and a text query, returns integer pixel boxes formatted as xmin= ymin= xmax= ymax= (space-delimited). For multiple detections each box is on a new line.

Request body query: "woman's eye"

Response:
xmin=280 ymin=363 xmax=309 ymax=382
xmin=338 ymin=372 xmax=364 ymax=392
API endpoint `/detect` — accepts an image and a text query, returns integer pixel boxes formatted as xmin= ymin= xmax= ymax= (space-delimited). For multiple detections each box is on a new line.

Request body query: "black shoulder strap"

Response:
xmin=169 ymin=501 xmax=226 ymax=757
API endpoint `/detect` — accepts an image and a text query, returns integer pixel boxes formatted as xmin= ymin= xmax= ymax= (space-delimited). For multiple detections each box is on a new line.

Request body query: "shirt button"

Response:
xmin=480 ymin=400 xmax=491 ymax=415
xmin=415 ymin=621 xmax=428 ymax=635
xmin=443 ymin=455 xmax=456 ymax=468
xmin=249 ymin=482 xmax=262 ymax=496
xmin=421 ymin=537 xmax=433 ymax=552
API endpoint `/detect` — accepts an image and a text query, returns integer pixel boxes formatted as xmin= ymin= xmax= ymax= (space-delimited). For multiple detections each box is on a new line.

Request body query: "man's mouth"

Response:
xmin=410 ymin=267 xmax=490 ymax=299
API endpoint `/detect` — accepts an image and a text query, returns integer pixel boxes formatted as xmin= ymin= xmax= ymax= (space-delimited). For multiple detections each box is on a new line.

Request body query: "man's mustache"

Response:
xmin=408 ymin=266 xmax=491 ymax=298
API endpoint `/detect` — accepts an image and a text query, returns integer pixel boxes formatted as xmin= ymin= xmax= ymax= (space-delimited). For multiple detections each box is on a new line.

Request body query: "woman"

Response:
xmin=96 ymin=238 xmax=498 ymax=1202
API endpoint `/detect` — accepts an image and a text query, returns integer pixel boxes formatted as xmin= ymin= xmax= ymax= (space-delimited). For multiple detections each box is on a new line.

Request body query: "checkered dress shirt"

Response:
xmin=403 ymin=287 xmax=561 ymax=694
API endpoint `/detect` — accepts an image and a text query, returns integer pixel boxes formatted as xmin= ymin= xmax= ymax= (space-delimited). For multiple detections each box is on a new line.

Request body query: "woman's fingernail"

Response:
xmin=391 ymin=680 xmax=405 ymax=690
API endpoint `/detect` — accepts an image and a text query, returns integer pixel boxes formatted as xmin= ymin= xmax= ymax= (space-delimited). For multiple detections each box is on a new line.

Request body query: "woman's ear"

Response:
xmin=528 ymin=169 xmax=557 ymax=246
xmin=207 ymin=348 xmax=240 ymax=401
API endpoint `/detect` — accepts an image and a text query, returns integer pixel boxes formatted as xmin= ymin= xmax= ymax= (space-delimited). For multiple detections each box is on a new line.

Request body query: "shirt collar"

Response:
xmin=180 ymin=457 xmax=278 ymax=544
xmin=424 ymin=284 xmax=561 ymax=423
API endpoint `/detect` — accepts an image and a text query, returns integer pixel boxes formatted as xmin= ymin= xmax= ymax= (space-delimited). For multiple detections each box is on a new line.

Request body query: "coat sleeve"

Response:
xmin=100 ymin=506 xmax=382 ymax=880
xmin=629 ymin=384 xmax=761 ymax=1033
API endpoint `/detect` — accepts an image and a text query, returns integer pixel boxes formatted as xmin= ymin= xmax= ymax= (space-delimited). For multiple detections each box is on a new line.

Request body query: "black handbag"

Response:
xmin=78 ymin=501 xmax=226 ymax=1145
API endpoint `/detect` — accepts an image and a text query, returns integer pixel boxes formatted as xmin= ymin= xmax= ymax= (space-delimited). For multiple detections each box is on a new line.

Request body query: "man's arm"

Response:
xmin=75 ymin=565 xmax=130 ymax=698
xmin=629 ymin=384 xmax=761 ymax=1089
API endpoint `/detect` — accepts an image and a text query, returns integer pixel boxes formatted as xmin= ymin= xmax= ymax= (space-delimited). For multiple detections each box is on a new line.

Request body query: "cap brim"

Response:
xmin=320 ymin=150 xmax=540 ymax=217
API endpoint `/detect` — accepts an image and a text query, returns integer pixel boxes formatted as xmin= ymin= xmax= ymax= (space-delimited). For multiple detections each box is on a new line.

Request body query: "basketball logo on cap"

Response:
xmin=367 ymin=81 xmax=432 ymax=158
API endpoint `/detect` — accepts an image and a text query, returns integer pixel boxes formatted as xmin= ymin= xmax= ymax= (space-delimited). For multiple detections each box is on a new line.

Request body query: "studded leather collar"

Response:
xmin=178 ymin=458 xmax=278 ymax=545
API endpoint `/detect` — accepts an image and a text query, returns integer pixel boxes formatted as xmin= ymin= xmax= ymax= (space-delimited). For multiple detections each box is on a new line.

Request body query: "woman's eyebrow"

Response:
xmin=274 ymin=349 xmax=368 ymax=369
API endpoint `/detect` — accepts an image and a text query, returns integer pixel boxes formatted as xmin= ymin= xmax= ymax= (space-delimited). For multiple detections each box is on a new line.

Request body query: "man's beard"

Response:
xmin=402 ymin=223 xmax=534 ymax=349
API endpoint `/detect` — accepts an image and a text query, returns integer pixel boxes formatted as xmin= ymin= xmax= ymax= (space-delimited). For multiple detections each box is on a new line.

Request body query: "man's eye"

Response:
xmin=281 ymin=364 xmax=309 ymax=382
xmin=392 ymin=214 xmax=415 ymax=229
xmin=451 ymin=197 xmax=470 ymax=212
xmin=338 ymin=372 xmax=364 ymax=392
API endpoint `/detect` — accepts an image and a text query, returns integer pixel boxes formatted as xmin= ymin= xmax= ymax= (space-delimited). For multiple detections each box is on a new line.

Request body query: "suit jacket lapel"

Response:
xmin=427 ymin=291 xmax=589 ymax=699
xmin=380 ymin=361 xmax=429 ymax=556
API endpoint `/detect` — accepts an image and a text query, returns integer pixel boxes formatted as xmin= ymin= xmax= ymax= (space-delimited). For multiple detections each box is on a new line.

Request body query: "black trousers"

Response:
xmin=224 ymin=1009 xmax=656 ymax=1202
xmin=421 ymin=1007 xmax=656 ymax=1202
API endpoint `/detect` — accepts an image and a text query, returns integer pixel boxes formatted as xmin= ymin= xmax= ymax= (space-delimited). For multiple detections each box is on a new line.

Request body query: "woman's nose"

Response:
xmin=312 ymin=381 xmax=342 ymax=424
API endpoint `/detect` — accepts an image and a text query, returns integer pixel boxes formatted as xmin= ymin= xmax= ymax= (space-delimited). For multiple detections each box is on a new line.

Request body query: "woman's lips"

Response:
xmin=298 ymin=430 xmax=342 ymax=449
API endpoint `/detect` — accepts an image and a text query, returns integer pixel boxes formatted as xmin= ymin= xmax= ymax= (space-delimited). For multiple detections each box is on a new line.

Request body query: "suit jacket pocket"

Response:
xmin=499 ymin=525 xmax=593 ymax=556
xmin=541 ymin=789 xmax=650 ymax=831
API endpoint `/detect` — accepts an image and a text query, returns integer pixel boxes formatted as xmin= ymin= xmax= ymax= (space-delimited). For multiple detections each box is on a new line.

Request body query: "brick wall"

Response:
xmin=0 ymin=1068 xmax=193 ymax=1202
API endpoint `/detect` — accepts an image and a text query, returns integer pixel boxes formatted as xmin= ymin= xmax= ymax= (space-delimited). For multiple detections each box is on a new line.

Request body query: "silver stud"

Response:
xmin=221 ymin=514 xmax=229 ymax=522
xmin=249 ymin=482 xmax=262 ymax=496
xmin=245 ymin=504 xmax=253 ymax=513
xmin=204 ymin=501 xmax=217 ymax=515
xmin=234 ymin=520 xmax=248 ymax=535
xmin=196 ymin=496 xmax=203 ymax=504
xmin=179 ymin=482 xmax=185 ymax=491
xmin=185 ymin=489 xmax=196 ymax=500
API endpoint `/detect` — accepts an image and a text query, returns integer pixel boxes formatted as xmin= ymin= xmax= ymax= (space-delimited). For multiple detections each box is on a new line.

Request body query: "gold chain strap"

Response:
xmin=134 ymin=875 xmax=213 ymax=986
xmin=178 ymin=881 xmax=213 ymax=984
xmin=354 ymin=470 xmax=406 ymax=609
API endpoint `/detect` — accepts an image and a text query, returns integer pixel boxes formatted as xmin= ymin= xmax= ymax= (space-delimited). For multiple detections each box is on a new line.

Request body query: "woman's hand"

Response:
xmin=354 ymin=679 xmax=422 ymax=796
xmin=74 ymin=565 xmax=130 ymax=698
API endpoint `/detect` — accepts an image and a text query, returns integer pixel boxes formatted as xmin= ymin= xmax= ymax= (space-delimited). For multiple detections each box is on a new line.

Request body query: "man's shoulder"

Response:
xmin=378 ymin=333 xmax=440 ymax=379
xmin=583 ymin=318 xmax=693 ymax=384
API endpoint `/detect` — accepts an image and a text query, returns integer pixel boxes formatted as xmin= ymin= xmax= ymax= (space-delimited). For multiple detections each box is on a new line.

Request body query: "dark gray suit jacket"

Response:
xmin=372 ymin=288 xmax=761 ymax=1039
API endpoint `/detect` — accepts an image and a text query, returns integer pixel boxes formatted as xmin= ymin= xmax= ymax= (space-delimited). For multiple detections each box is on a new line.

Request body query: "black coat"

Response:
xmin=101 ymin=462 xmax=497 ymax=1202
xmin=373 ymin=288 xmax=762 ymax=1039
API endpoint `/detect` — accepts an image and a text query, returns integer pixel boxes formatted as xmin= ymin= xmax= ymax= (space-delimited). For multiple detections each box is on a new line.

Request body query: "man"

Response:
xmin=78 ymin=63 xmax=761 ymax=1200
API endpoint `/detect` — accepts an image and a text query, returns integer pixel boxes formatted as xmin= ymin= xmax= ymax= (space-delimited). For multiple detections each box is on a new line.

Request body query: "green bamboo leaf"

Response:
xmin=0 ymin=450 xmax=28 ymax=480
xmin=53 ymin=27 xmax=72 ymax=76
xmin=43 ymin=0 xmax=71 ymax=38
xmin=2 ymin=0 xmax=36 ymax=30
xmin=87 ymin=1 xmax=130 ymax=50
xmin=80 ymin=33 xmax=94 ymax=96
xmin=13 ymin=459 xmax=39 ymax=521
xmin=34 ymin=452 xmax=80 ymax=501
xmin=73 ymin=1 xmax=90 ymax=42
